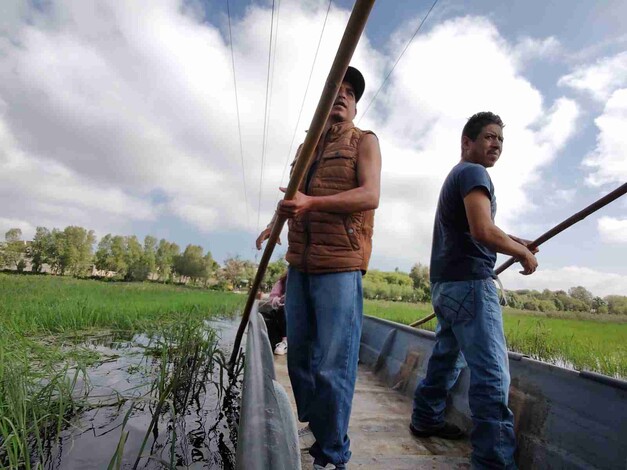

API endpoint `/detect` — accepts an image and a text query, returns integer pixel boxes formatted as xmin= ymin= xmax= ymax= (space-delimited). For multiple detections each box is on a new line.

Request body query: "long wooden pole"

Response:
xmin=409 ymin=182 xmax=627 ymax=328
xmin=228 ymin=0 xmax=377 ymax=369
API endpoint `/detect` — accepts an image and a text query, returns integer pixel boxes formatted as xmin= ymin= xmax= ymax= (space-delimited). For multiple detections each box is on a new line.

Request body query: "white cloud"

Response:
xmin=513 ymin=36 xmax=561 ymax=64
xmin=0 ymin=218 xmax=35 ymax=240
xmin=0 ymin=2 xmax=585 ymax=272
xmin=0 ymin=0 xmax=386 ymax=235
xmin=581 ymin=88 xmax=627 ymax=187
xmin=559 ymin=51 xmax=627 ymax=102
xmin=360 ymin=16 xmax=579 ymax=261
xmin=548 ymin=188 xmax=576 ymax=205
xmin=500 ymin=266 xmax=627 ymax=297
xmin=598 ymin=216 xmax=627 ymax=243
xmin=0 ymin=115 xmax=156 ymax=235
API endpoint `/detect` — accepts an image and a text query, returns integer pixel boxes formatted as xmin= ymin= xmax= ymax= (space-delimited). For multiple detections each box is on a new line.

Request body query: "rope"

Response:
xmin=226 ymin=0 xmax=250 ymax=228
xmin=257 ymin=0 xmax=278 ymax=234
xmin=275 ymin=0 xmax=332 ymax=207
xmin=357 ymin=0 xmax=439 ymax=125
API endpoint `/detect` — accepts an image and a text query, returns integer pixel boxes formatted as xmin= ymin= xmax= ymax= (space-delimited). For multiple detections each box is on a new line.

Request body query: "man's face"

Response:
xmin=329 ymin=81 xmax=357 ymax=123
xmin=462 ymin=123 xmax=503 ymax=168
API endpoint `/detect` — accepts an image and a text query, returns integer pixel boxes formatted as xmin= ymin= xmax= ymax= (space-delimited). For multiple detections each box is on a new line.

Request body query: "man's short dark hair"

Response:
xmin=462 ymin=112 xmax=504 ymax=141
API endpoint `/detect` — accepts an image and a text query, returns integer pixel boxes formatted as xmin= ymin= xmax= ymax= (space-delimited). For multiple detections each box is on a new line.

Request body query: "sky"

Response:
xmin=0 ymin=0 xmax=626 ymax=297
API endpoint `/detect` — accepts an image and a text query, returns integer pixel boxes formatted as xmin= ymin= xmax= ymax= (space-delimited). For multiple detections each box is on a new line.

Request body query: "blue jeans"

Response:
xmin=285 ymin=266 xmax=363 ymax=468
xmin=412 ymin=279 xmax=517 ymax=469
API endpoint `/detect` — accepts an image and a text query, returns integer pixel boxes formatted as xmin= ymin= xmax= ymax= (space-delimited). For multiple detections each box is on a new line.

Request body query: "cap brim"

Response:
xmin=344 ymin=66 xmax=365 ymax=103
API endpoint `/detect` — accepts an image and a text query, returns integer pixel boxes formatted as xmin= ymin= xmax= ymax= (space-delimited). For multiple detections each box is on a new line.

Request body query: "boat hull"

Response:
xmin=361 ymin=315 xmax=627 ymax=470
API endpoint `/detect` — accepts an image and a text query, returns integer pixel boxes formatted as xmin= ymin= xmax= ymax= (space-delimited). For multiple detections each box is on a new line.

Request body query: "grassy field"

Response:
xmin=364 ymin=299 xmax=627 ymax=378
xmin=0 ymin=273 xmax=245 ymax=335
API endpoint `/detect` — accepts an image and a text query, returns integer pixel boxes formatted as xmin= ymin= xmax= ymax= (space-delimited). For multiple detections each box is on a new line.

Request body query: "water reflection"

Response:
xmin=44 ymin=316 xmax=242 ymax=469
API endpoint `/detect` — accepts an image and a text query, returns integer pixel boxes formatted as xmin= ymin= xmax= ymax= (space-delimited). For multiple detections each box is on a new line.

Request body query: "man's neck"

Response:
xmin=324 ymin=118 xmax=351 ymax=132
xmin=460 ymin=156 xmax=487 ymax=168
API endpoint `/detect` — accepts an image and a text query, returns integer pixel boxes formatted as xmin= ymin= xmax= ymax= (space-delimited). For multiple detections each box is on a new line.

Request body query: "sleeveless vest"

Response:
xmin=285 ymin=121 xmax=375 ymax=274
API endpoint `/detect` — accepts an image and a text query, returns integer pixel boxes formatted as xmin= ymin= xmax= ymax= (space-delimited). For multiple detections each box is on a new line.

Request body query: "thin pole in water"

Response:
xmin=228 ymin=0 xmax=377 ymax=371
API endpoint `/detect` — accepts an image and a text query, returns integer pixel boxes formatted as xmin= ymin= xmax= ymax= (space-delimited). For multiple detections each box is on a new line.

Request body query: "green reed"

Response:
xmin=0 ymin=273 xmax=245 ymax=469
xmin=0 ymin=336 xmax=89 ymax=469
xmin=108 ymin=316 xmax=243 ymax=468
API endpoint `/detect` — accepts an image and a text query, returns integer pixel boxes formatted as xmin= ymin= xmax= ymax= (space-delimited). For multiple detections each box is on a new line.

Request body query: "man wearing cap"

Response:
xmin=257 ymin=66 xmax=381 ymax=469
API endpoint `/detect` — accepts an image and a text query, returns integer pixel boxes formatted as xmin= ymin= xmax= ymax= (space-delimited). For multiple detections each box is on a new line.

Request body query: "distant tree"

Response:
xmin=265 ymin=258 xmax=288 ymax=291
xmin=505 ymin=291 xmax=523 ymax=309
xmin=143 ymin=236 xmax=157 ymax=277
xmin=156 ymin=239 xmax=180 ymax=282
xmin=58 ymin=226 xmax=96 ymax=276
xmin=29 ymin=227 xmax=54 ymax=272
xmin=95 ymin=234 xmax=115 ymax=272
xmin=591 ymin=296 xmax=608 ymax=314
xmin=522 ymin=298 xmax=540 ymax=311
xmin=201 ymin=251 xmax=219 ymax=286
xmin=16 ymin=259 xmax=27 ymax=273
xmin=568 ymin=286 xmax=594 ymax=308
xmin=2 ymin=228 xmax=25 ymax=269
xmin=383 ymin=271 xmax=413 ymax=287
xmin=46 ymin=229 xmax=65 ymax=274
xmin=605 ymin=296 xmax=627 ymax=315
xmin=409 ymin=263 xmax=430 ymax=291
xmin=222 ymin=256 xmax=256 ymax=289
xmin=537 ymin=299 xmax=557 ymax=313
xmin=125 ymin=236 xmax=147 ymax=281
xmin=551 ymin=297 xmax=564 ymax=311
xmin=174 ymin=245 xmax=208 ymax=284
xmin=110 ymin=235 xmax=128 ymax=275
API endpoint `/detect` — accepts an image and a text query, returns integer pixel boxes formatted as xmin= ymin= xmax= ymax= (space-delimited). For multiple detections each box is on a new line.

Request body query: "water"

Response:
xmin=43 ymin=317 xmax=242 ymax=469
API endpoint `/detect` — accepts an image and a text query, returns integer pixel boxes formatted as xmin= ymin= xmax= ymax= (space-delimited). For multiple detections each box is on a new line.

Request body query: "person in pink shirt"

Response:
xmin=260 ymin=273 xmax=288 ymax=355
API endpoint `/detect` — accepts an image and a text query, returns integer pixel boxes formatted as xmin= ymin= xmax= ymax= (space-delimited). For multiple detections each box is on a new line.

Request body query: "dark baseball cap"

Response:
xmin=344 ymin=66 xmax=365 ymax=103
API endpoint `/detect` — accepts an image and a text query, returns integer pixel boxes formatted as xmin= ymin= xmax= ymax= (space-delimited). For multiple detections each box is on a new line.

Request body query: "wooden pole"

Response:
xmin=409 ymin=182 xmax=627 ymax=329
xmin=228 ymin=0 xmax=377 ymax=369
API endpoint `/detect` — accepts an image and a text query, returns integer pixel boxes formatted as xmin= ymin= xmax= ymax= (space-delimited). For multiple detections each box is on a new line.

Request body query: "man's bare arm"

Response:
xmin=508 ymin=234 xmax=539 ymax=254
xmin=464 ymin=188 xmax=538 ymax=275
xmin=277 ymin=134 xmax=381 ymax=218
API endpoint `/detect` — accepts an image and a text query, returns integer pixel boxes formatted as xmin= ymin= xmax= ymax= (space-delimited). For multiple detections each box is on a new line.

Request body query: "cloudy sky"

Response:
xmin=1 ymin=0 xmax=626 ymax=296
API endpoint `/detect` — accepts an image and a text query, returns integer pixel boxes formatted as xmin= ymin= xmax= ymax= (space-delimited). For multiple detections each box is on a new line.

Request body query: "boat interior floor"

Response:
xmin=274 ymin=356 xmax=472 ymax=469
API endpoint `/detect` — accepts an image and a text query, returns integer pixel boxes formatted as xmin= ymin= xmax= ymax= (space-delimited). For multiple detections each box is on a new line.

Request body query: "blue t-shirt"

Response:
xmin=430 ymin=161 xmax=497 ymax=282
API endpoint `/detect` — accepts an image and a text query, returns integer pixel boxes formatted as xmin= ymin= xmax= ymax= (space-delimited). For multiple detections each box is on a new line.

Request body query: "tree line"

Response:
xmin=363 ymin=263 xmax=627 ymax=315
xmin=0 ymin=226 xmax=286 ymax=291
xmin=1 ymin=226 xmax=626 ymax=315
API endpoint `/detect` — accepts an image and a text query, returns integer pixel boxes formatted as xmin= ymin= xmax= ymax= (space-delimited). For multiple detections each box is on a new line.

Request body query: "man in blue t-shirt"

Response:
xmin=410 ymin=112 xmax=538 ymax=469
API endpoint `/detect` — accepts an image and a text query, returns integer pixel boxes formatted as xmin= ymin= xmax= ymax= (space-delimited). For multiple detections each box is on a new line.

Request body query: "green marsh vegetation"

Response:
xmin=365 ymin=299 xmax=627 ymax=378
xmin=2 ymin=271 xmax=625 ymax=466
xmin=0 ymin=273 xmax=245 ymax=469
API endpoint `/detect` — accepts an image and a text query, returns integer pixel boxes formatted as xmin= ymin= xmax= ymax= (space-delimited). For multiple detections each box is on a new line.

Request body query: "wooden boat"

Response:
xmin=235 ymin=305 xmax=627 ymax=469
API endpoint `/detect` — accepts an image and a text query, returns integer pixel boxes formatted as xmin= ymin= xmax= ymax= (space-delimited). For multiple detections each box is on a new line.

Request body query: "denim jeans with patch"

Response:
xmin=285 ymin=266 xmax=362 ymax=468
xmin=412 ymin=279 xmax=517 ymax=469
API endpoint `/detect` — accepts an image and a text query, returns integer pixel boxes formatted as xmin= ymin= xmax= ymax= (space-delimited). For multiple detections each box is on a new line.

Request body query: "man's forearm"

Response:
xmin=474 ymin=224 xmax=529 ymax=259
xmin=307 ymin=187 xmax=379 ymax=214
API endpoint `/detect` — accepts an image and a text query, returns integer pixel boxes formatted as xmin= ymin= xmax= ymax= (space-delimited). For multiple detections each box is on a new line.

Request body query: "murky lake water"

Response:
xmin=43 ymin=317 xmax=242 ymax=469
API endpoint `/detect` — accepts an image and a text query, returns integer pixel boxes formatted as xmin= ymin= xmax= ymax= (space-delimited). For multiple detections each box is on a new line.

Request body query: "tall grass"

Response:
xmin=105 ymin=316 xmax=244 ymax=468
xmin=0 ymin=273 xmax=244 ymax=335
xmin=0 ymin=336 xmax=89 ymax=468
xmin=364 ymin=299 xmax=627 ymax=378
xmin=0 ymin=273 xmax=246 ymax=469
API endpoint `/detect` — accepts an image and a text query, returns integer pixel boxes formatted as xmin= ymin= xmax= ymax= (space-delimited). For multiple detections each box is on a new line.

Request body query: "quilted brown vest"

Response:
xmin=285 ymin=121 xmax=375 ymax=274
